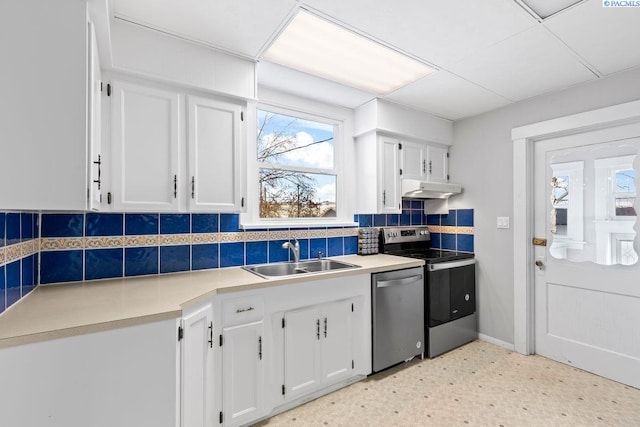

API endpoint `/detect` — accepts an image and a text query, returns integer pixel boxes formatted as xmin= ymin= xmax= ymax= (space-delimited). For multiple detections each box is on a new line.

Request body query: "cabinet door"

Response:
xmin=188 ymin=96 xmax=244 ymax=212
xmin=222 ymin=321 xmax=265 ymax=427
xmin=283 ymin=306 xmax=322 ymax=400
xmin=401 ymin=141 xmax=426 ymax=180
xmin=320 ymin=299 xmax=354 ymax=384
xmin=426 ymin=144 xmax=449 ymax=183
xmin=87 ymin=21 xmax=102 ymax=211
xmin=111 ymin=80 xmax=181 ymax=211
xmin=182 ymin=304 xmax=215 ymax=427
xmin=379 ymin=137 xmax=402 ymax=213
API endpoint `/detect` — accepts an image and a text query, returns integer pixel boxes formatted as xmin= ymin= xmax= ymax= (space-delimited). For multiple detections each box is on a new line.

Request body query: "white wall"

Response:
xmin=449 ymin=66 xmax=640 ymax=345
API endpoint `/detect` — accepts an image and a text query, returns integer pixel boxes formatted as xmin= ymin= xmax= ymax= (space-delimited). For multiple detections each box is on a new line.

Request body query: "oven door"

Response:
xmin=427 ymin=259 xmax=476 ymax=327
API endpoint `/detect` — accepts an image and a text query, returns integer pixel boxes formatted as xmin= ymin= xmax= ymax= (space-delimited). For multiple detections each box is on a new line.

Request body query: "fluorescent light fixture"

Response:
xmin=262 ymin=10 xmax=435 ymax=95
xmin=519 ymin=0 xmax=584 ymax=19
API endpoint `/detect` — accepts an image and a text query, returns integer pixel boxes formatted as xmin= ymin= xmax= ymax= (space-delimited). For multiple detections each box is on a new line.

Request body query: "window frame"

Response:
xmin=241 ymin=101 xmax=355 ymax=229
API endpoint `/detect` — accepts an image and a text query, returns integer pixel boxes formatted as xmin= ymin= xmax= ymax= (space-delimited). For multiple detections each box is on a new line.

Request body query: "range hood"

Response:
xmin=401 ymin=179 xmax=462 ymax=199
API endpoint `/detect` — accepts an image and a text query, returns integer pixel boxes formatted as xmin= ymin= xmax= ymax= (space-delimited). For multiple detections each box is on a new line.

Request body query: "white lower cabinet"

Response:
xmin=181 ymin=273 xmax=371 ymax=427
xmin=221 ymin=320 xmax=266 ymax=427
xmin=283 ymin=299 xmax=354 ymax=400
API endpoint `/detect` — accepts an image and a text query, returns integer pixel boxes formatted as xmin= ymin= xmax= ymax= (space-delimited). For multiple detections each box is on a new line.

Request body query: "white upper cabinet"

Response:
xmin=380 ymin=137 xmax=402 ymax=213
xmin=188 ymin=96 xmax=245 ymax=212
xmin=426 ymin=144 xmax=449 ymax=183
xmin=0 ymin=1 xmax=98 ymax=211
xmin=111 ymin=80 xmax=181 ymax=212
xmin=88 ymin=21 xmax=103 ymax=211
xmin=401 ymin=141 xmax=449 ymax=183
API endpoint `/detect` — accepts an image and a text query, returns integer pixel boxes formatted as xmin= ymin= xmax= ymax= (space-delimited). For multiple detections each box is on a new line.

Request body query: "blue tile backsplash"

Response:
xmin=0 ymin=207 xmax=474 ymax=311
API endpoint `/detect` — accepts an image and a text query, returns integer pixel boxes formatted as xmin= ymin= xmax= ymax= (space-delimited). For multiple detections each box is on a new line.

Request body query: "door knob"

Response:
xmin=535 ymin=260 xmax=544 ymax=269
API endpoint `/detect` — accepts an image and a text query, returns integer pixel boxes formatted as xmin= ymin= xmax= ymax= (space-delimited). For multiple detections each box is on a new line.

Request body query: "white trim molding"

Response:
xmin=511 ymin=99 xmax=640 ymax=355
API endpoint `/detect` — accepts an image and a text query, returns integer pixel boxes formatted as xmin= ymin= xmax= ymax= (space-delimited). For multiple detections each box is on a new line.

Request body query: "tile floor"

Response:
xmin=255 ymin=340 xmax=640 ymax=426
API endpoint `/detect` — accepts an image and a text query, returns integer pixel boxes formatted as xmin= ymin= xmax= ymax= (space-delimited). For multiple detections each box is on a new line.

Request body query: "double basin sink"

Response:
xmin=242 ymin=259 xmax=360 ymax=279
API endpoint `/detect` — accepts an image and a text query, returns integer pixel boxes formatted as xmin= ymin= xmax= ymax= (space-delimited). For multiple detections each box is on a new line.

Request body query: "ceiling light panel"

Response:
xmin=263 ymin=10 xmax=435 ymax=95
xmin=520 ymin=0 xmax=584 ymax=19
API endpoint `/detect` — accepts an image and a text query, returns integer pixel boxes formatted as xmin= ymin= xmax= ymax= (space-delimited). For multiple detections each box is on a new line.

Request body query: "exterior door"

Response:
xmin=533 ymin=122 xmax=640 ymax=388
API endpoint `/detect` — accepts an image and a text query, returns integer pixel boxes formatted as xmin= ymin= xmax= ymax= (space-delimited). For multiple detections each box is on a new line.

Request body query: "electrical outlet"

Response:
xmin=497 ymin=216 xmax=510 ymax=229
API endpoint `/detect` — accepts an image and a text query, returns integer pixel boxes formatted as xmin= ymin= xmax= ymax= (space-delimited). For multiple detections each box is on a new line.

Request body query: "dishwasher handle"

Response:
xmin=376 ymin=274 xmax=423 ymax=288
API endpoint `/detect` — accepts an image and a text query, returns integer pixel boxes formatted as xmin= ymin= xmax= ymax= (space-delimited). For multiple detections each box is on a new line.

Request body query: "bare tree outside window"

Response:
xmin=257 ymin=110 xmax=337 ymax=219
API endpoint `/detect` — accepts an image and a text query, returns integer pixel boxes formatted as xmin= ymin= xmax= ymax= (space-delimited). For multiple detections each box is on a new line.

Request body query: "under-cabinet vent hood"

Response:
xmin=402 ymin=179 xmax=462 ymax=199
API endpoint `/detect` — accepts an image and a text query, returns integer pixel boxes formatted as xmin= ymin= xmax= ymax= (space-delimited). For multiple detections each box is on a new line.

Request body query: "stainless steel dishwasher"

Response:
xmin=371 ymin=266 xmax=424 ymax=372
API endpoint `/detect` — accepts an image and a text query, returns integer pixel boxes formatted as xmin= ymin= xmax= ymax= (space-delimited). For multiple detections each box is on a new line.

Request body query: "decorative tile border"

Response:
xmin=0 ymin=238 xmax=40 ymax=267
xmin=159 ymin=234 xmax=192 ymax=245
xmin=191 ymin=233 xmax=219 ymax=244
xmin=125 ymin=235 xmax=160 ymax=247
xmin=40 ymin=237 xmax=85 ymax=251
xmin=85 ymin=237 xmax=125 ymax=249
xmin=428 ymin=226 xmax=475 ymax=234
xmin=0 ymin=247 xmax=5 ymax=266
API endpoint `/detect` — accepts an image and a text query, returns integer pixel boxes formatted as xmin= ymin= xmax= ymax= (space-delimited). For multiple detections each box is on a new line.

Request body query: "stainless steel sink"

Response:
xmin=242 ymin=259 xmax=360 ymax=279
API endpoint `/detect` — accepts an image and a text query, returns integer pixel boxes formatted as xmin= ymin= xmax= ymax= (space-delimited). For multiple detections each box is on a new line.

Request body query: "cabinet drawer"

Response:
xmin=222 ymin=295 xmax=264 ymax=326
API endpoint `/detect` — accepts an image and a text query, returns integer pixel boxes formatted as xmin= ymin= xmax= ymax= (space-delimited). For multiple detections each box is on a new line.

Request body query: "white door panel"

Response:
xmin=534 ymin=123 xmax=640 ymax=388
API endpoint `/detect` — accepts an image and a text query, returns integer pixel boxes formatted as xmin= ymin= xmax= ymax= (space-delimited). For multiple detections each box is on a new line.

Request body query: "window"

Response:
xmin=257 ymin=108 xmax=338 ymax=220
xmin=613 ymin=168 xmax=636 ymax=217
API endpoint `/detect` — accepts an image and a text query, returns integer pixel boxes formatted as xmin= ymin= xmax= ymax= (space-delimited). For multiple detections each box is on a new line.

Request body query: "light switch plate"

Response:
xmin=497 ymin=216 xmax=510 ymax=229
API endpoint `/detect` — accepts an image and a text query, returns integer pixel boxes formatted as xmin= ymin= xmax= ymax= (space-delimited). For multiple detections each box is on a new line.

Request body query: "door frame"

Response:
xmin=511 ymin=99 xmax=640 ymax=355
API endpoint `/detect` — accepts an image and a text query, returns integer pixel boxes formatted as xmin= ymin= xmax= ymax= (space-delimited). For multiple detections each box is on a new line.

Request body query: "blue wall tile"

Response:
xmin=457 ymin=234 xmax=475 ymax=253
xmin=411 ymin=200 xmax=423 ymax=210
xmin=160 ymin=245 xmax=190 ymax=273
xmin=85 ymin=248 xmax=123 ymax=280
xmin=430 ymin=233 xmax=441 ymax=249
xmin=297 ymin=239 xmax=310 ymax=260
xmin=344 ymin=236 xmax=358 ymax=255
xmin=33 ymin=214 xmax=39 ymax=240
xmin=386 ymin=214 xmax=399 ymax=226
xmin=441 ymin=233 xmax=457 ymax=250
xmin=269 ymin=240 xmax=289 ymax=263
xmin=0 ymin=213 xmax=5 ymax=247
xmin=21 ymin=213 xmax=34 ymax=239
xmin=40 ymin=251 xmax=83 ymax=284
xmin=309 ymin=238 xmax=327 ymax=259
xmin=192 ymin=214 xmax=219 ymax=233
xmin=220 ymin=242 xmax=244 ymax=267
xmin=125 ymin=214 xmax=158 ymax=235
xmin=160 ymin=214 xmax=190 ymax=234
xmin=6 ymin=213 xmax=21 ymax=244
xmin=402 ymin=200 xmax=411 ymax=209
xmin=41 ymin=213 xmax=83 ymax=238
xmin=245 ymin=241 xmax=267 ymax=265
xmin=400 ymin=213 xmax=411 ymax=226
xmin=457 ymin=209 xmax=474 ymax=227
xmin=441 ymin=210 xmax=456 ymax=226
xmin=426 ymin=214 xmax=440 ymax=226
xmin=220 ymin=214 xmax=241 ymax=232
xmin=358 ymin=214 xmax=373 ymax=227
xmin=0 ymin=265 xmax=5 ymax=314
xmin=353 ymin=214 xmax=359 ymax=224
xmin=86 ymin=213 xmax=123 ymax=236
xmin=373 ymin=214 xmax=386 ymax=227
xmin=6 ymin=260 xmax=21 ymax=308
xmin=21 ymin=255 xmax=34 ymax=295
xmin=327 ymin=237 xmax=344 ymax=257
xmin=125 ymin=247 xmax=158 ymax=277
xmin=410 ymin=212 xmax=423 ymax=225
xmin=192 ymin=244 xmax=219 ymax=270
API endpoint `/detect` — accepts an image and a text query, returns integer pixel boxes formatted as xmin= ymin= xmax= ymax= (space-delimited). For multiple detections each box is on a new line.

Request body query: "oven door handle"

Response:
xmin=376 ymin=274 xmax=423 ymax=288
xmin=428 ymin=258 xmax=476 ymax=271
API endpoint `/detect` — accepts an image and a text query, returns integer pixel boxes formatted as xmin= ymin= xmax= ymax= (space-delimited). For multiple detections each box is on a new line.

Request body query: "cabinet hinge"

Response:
xmin=219 ymin=334 xmax=223 ymax=347
xmin=351 ymin=303 xmax=354 ymax=312
xmin=352 ymin=360 xmax=355 ymax=369
xmin=447 ymin=174 xmax=450 ymax=181
xmin=282 ymin=317 xmax=285 ymax=328
xmin=241 ymin=111 xmax=244 ymax=121
xmin=106 ymin=83 xmax=111 ymax=96
xmin=100 ymin=82 xmax=103 ymax=92
xmin=446 ymin=152 xmax=449 ymax=158
xmin=282 ymin=384 xmax=286 ymax=396
xmin=107 ymin=192 xmax=112 ymax=205
xmin=398 ymin=143 xmax=402 ymax=150
xmin=208 ymin=322 xmax=213 ymax=348
xmin=178 ymin=326 xmax=184 ymax=341
xmin=241 ymin=197 xmax=245 ymax=208
xmin=399 ymin=168 xmax=403 ymax=176
xmin=219 ymin=411 xmax=223 ymax=424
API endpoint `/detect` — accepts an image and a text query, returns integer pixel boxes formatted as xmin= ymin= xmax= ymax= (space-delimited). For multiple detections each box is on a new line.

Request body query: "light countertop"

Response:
xmin=0 ymin=254 xmax=423 ymax=349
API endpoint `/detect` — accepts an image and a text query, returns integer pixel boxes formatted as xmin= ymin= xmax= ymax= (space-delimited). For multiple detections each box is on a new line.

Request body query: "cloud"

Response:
xmin=283 ymin=131 xmax=334 ymax=169
xmin=316 ymin=183 xmax=336 ymax=202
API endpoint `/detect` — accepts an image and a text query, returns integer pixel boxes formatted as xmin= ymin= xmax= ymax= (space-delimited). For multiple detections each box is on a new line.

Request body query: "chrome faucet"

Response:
xmin=282 ymin=239 xmax=300 ymax=263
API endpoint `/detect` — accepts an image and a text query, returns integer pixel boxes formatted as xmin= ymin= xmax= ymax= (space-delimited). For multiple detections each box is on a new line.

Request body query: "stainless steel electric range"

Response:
xmin=379 ymin=226 xmax=477 ymax=358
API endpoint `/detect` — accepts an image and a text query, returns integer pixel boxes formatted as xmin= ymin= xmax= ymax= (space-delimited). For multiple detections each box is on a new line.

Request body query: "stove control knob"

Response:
xmin=387 ymin=232 xmax=393 ymax=238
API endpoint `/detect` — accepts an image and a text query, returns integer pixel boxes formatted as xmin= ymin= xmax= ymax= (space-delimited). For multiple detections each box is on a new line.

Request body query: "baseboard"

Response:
xmin=478 ymin=333 xmax=515 ymax=351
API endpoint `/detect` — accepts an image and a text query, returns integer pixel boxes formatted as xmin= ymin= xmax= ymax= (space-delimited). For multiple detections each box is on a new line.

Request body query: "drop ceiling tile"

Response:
xmin=301 ymin=0 xmax=537 ymax=68
xmin=113 ymin=0 xmax=297 ymax=58
xmin=384 ymin=71 xmax=512 ymax=120
xmin=544 ymin=0 xmax=640 ymax=75
xmin=257 ymin=61 xmax=375 ymax=109
xmin=448 ymin=26 xmax=596 ymax=102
